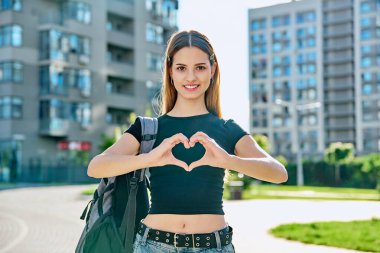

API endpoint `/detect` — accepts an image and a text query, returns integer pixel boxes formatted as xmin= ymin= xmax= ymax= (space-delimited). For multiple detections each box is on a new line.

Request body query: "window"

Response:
xmin=361 ymin=57 xmax=371 ymax=68
xmin=362 ymin=72 xmax=372 ymax=81
xmin=360 ymin=1 xmax=371 ymax=13
xmin=361 ymin=17 xmax=372 ymax=28
xmin=251 ymin=18 xmax=266 ymax=30
xmin=71 ymin=102 xmax=91 ymax=126
xmin=273 ymin=67 xmax=281 ymax=77
xmin=272 ymin=15 xmax=290 ymax=27
xmin=64 ymin=1 xmax=91 ymax=24
xmin=161 ymin=0 xmax=178 ymax=27
xmin=362 ymin=84 xmax=372 ymax=95
xmin=0 ymin=61 xmax=23 ymax=83
xmin=146 ymin=52 xmax=162 ymax=72
xmin=146 ymin=23 xmax=163 ymax=44
xmin=39 ymin=99 xmax=68 ymax=119
xmin=273 ymin=117 xmax=282 ymax=127
xmin=106 ymin=108 xmax=133 ymax=125
xmin=296 ymin=11 xmax=316 ymax=24
xmin=0 ymin=96 xmax=22 ymax=119
xmin=361 ymin=45 xmax=371 ymax=54
xmin=40 ymin=65 xmax=91 ymax=96
xmin=39 ymin=30 xmax=91 ymax=61
xmin=0 ymin=24 xmax=22 ymax=47
xmin=361 ymin=30 xmax=371 ymax=40
xmin=0 ymin=0 xmax=22 ymax=11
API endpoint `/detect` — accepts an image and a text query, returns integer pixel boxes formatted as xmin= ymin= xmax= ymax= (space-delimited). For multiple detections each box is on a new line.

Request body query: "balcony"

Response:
xmin=324 ymin=27 xmax=353 ymax=38
xmin=324 ymin=82 xmax=354 ymax=91
xmin=324 ymin=53 xmax=353 ymax=63
xmin=324 ymin=94 xmax=355 ymax=103
xmin=324 ymin=66 xmax=354 ymax=77
xmin=323 ymin=1 xmax=352 ymax=11
xmin=39 ymin=118 xmax=70 ymax=137
xmin=323 ymin=41 xmax=353 ymax=51
xmin=107 ymin=61 xmax=134 ymax=79
xmin=324 ymin=108 xmax=355 ymax=117
xmin=327 ymin=135 xmax=355 ymax=143
xmin=107 ymin=31 xmax=134 ymax=49
xmin=325 ymin=124 xmax=355 ymax=131
xmin=107 ymin=0 xmax=134 ymax=18
xmin=323 ymin=13 xmax=352 ymax=24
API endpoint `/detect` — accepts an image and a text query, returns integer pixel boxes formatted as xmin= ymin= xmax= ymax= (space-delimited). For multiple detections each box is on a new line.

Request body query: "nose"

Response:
xmin=186 ymin=69 xmax=196 ymax=83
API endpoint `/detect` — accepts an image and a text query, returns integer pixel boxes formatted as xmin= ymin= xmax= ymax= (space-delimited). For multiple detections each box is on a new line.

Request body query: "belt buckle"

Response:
xmin=173 ymin=233 xmax=178 ymax=248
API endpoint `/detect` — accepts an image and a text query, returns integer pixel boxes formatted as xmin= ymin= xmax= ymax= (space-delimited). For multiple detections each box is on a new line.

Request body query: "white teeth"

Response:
xmin=184 ymin=85 xmax=199 ymax=88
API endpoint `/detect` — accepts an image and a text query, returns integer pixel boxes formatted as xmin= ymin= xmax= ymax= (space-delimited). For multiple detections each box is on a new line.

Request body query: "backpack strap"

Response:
xmin=122 ymin=116 xmax=158 ymax=251
xmin=136 ymin=116 xmax=158 ymax=182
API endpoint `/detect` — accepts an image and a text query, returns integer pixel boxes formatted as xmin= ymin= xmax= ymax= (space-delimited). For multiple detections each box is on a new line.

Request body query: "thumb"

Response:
xmin=188 ymin=159 xmax=204 ymax=171
xmin=171 ymin=157 xmax=189 ymax=171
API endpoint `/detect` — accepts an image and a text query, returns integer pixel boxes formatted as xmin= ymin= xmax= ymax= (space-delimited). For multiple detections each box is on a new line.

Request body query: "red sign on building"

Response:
xmin=57 ymin=141 xmax=92 ymax=151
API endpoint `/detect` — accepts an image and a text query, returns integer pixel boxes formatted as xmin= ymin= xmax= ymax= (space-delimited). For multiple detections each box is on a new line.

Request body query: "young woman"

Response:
xmin=87 ymin=30 xmax=288 ymax=253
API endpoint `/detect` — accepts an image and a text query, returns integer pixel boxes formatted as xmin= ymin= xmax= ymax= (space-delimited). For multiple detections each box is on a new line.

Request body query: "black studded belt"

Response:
xmin=136 ymin=221 xmax=233 ymax=249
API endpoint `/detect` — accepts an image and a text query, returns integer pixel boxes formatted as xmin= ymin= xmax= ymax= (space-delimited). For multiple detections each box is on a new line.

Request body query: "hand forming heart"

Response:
xmin=147 ymin=132 xmax=231 ymax=172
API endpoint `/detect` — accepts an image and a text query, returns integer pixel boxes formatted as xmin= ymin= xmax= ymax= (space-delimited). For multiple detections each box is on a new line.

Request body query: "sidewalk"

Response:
xmin=0 ymin=185 xmax=379 ymax=253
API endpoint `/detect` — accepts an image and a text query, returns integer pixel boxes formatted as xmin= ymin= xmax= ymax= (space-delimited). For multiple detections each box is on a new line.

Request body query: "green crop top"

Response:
xmin=123 ymin=112 xmax=249 ymax=215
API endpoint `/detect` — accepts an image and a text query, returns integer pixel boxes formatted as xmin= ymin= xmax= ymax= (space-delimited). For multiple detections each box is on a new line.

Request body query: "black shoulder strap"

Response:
xmin=122 ymin=116 xmax=158 ymax=251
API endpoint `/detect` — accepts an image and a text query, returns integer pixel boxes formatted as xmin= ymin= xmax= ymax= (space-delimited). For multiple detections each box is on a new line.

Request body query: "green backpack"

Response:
xmin=75 ymin=116 xmax=158 ymax=253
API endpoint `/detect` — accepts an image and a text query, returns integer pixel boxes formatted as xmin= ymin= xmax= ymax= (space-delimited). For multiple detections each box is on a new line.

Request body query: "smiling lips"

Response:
xmin=183 ymin=84 xmax=200 ymax=91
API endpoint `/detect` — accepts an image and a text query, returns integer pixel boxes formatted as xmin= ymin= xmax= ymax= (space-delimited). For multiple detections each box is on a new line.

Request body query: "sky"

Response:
xmin=178 ymin=0 xmax=293 ymax=132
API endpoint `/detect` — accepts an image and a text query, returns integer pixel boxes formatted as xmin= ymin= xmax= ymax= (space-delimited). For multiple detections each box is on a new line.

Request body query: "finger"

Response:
xmin=170 ymin=133 xmax=190 ymax=149
xmin=190 ymin=131 xmax=210 ymax=141
xmin=195 ymin=131 xmax=209 ymax=138
xmin=190 ymin=132 xmax=211 ymax=145
xmin=171 ymin=158 xmax=189 ymax=171
xmin=188 ymin=159 xmax=205 ymax=171
xmin=189 ymin=135 xmax=210 ymax=148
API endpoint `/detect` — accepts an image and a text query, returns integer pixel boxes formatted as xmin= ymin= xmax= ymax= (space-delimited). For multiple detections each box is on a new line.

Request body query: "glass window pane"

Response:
xmin=12 ymin=25 xmax=22 ymax=47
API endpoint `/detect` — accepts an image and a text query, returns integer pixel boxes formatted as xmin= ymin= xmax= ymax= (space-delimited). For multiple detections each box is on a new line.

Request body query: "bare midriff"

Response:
xmin=142 ymin=214 xmax=228 ymax=234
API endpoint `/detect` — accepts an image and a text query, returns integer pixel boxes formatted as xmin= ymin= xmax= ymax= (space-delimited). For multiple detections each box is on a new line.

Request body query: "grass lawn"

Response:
xmin=81 ymin=187 xmax=97 ymax=196
xmin=269 ymin=218 xmax=380 ymax=252
xmin=235 ymin=184 xmax=380 ymax=201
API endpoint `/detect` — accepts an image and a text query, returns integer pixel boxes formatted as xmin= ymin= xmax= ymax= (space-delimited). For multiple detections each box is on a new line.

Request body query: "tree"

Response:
xmin=275 ymin=155 xmax=288 ymax=168
xmin=253 ymin=134 xmax=270 ymax=153
xmin=361 ymin=153 xmax=380 ymax=193
xmin=324 ymin=142 xmax=354 ymax=185
xmin=98 ymin=112 xmax=137 ymax=153
xmin=98 ymin=132 xmax=117 ymax=153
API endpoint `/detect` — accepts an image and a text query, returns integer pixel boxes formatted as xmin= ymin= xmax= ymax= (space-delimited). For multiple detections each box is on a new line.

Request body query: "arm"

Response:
xmin=87 ymin=133 xmax=152 ymax=178
xmin=224 ymin=135 xmax=288 ymax=184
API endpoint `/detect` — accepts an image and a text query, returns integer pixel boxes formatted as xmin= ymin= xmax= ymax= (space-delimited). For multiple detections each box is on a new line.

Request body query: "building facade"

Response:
xmin=0 ymin=0 xmax=178 ymax=181
xmin=248 ymin=0 xmax=380 ymax=160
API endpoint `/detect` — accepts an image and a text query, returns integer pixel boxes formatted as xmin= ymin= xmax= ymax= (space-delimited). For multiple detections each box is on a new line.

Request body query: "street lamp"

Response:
xmin=274 ymin=99 xmax=321 ymax=186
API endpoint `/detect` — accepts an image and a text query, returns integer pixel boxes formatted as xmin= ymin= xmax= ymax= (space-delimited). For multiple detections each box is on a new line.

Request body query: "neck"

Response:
xmin=168 ymin=96 xmax=209 ymax=116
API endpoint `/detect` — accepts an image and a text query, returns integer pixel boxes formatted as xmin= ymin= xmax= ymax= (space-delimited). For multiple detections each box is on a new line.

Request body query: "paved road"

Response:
xmin=0 ymin=185 xmax=379 ymax=253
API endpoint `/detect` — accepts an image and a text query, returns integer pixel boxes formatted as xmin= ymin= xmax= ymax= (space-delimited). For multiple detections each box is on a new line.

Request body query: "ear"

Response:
xmin=169 ymin=67 xmax=173 ymax=76
xmin=211 ymin=62 xmax=217 ymax=76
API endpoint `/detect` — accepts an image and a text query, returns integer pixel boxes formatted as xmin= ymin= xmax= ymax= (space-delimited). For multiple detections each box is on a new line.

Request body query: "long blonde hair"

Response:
xmin=155 ymin=30 xmax=232 ymax=182
xmin=158 ymin=30 xmax=222 ymax=118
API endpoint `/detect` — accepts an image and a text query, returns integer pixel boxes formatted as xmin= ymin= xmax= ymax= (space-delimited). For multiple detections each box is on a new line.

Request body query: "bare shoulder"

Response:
xmin=101 ymin=132 xmax=140 ymax=156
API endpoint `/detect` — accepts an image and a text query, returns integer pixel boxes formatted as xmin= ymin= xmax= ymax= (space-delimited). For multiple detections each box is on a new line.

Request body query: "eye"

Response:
xmin=176 ymin=66 xmax=185 ymax=71
xmin=196 ymin=66 xmax=206 ymax=70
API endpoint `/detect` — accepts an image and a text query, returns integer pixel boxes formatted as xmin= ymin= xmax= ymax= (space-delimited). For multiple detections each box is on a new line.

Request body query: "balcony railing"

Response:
xmin=39 ymin=118 xmax=70 ymax=137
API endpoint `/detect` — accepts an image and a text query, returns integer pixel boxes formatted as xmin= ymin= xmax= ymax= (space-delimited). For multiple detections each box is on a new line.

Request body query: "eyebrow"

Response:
xmin=175 ymin=63 xmax=207 ymax=66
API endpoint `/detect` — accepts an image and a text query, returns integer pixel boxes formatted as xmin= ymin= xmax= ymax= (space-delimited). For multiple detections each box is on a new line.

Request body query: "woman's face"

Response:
xmin=169 ymin=46 xmax=215 ymax=100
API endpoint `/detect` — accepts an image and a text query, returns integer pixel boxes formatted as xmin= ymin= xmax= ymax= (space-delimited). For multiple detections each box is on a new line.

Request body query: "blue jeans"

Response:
xmin=133 ymin=229 xmax=235 ymax=253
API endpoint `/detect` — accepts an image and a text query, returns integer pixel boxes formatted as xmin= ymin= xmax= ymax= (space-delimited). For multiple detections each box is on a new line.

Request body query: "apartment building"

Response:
xmin=248 ymin=0 xmax=380 ymax=160
xmin=0 ymin=0 xmax=178 ymax=181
